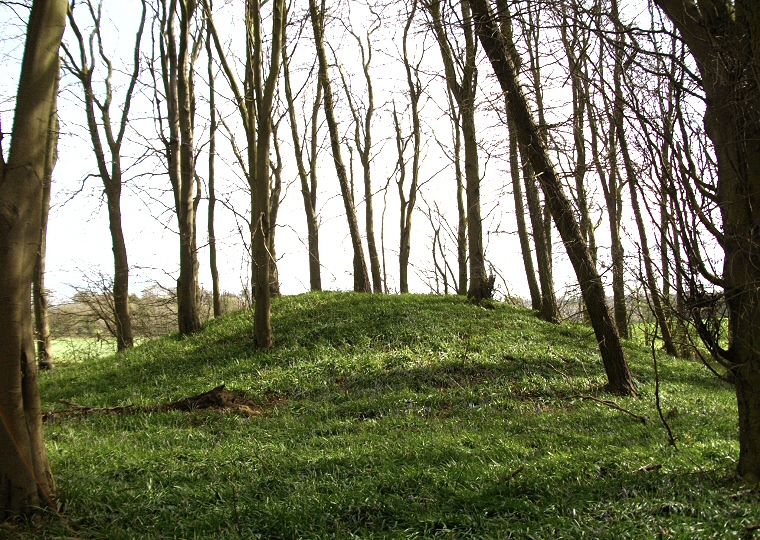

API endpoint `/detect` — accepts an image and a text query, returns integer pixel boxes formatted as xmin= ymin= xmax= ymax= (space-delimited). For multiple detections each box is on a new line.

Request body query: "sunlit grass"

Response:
xmin=10 ymin=292 xmax=757 ymax=539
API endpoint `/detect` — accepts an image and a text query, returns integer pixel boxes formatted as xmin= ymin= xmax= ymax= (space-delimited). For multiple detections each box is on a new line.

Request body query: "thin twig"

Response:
xmin=578 ymin=395 xmax=648 ymax=424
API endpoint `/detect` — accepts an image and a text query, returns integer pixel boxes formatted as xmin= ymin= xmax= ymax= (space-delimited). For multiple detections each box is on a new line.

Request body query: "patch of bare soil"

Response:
xmin=44 ymin=385 xmax=279 ymax=421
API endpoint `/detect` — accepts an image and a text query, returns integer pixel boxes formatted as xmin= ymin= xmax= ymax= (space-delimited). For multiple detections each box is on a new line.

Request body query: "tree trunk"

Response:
xmin=509 ymin=117 xmax=541 ymax=311
xmin=619 ymin=125 xmax=678 ymax=356
xmin=427 ymin=0 xmax=487 ymax=302
xmin=34 ymin=71 xmax=58 ymax=370
xmin=206 ymin=8 xmax=221 ymax=318
xmin=471 ymin=0 xmax=637 ymax=396
xmin=0 ymin=0 xmax=66 ymax=517
xmin=496 ymin=1 xmax=539 ymax=310
xmin=283 ymin=36 xmax=322 ymax=291
xmin=250 ymin=0 xmax=285 ymax=348
xmin=654 ymin=0 xmax=760 ymax=479
xmin=63 ymin=0 xmax=146 ymax=349
xmin=308 ymin=0 xmax=371 ymax=293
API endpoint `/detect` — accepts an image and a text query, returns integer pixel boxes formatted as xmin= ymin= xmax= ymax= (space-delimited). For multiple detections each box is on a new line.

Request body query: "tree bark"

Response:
xmin=64 ymin=0 xmax=146 ymax=349
xmin=206 ymin=5 xmax=221 ymax=318
xmin=0 ymin=0 xmax=66 ymax=518
xmin=654 ymin=0 xmax=760 ymax=479
xmin=34 ymin=69 xmax=58 ymax=371
xmin=249 ymin=0 xmax=285 ymax=348
xmin=337 ymin=22 xmax=383 ymax=293
xmin=308 ymin=0 xmax=371 ymax=293
xmin=471 ymin=0 xmax=637 ymax=396
xmin=159 ymin=0 xmax=202 ymax=336
xmin=282 ymin=33 xmax=322 ymax=291
xmin=426 ymin=0 xmax=487 ymax=302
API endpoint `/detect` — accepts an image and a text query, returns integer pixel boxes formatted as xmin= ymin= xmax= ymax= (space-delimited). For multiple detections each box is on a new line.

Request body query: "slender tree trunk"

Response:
xmin=607 ymin=0 xmax=629 ymax=339
xmin=497 ymin=0 xmax=556 ymax=319
xmin=623 ymin=139 xmax=678 ymax=356
xmin=0 ymin=0 xmax=66 ymax=517
xmin=496 ymin=1 xmax=539 ymax=308
xmin=454 ymin=111 xmax=468 ymax=296
xmin=308 ymin=0 xmax=371 ymax=292
xmin=64 ymin=0 xmax=146 ymax=348
xmin=471 ymin=0 xmax=636 ymax=396
xmin=509 ymin=121 xmax=541 ymax=310
xmin=283 ymin=36 xmax=322 ymax=291
xmin=34 ymin=72 xmax=57 ymax=370
xmin=249 ymin=0 xmax=285 ymax=348
xmin=159 ymin=0 xmax=201 ymax=336
xmin=427 ymin=0 xmax=486 ymax=301
xmin=206 ymin=9 xmax=221 ymax=317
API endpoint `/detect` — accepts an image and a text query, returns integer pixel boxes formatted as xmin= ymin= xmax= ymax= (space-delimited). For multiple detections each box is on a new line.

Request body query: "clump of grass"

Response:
xmin=14 ymin=292 xmax=756 ymax=539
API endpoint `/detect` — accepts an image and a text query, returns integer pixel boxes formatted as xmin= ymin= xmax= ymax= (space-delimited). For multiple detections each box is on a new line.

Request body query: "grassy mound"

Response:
xmin=11 ymin=292 xmax=758 ymax=538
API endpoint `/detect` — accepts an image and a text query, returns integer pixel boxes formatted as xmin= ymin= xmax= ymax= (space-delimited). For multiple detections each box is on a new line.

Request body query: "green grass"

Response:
xmin=8 ymin=292 xmax=758 ymax=539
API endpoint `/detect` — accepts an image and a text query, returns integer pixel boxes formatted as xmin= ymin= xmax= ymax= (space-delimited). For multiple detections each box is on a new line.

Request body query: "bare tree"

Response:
xmin=308 ymin=0 xmax=371 ymax=292
xmin=336 ymin=6 xmax=383 ymax=292
xmin=154 ymin=0 xmax=203 ymax=336
xmin=63 ymin=0 xmax=147 ymax=349
xmin=471 ymin=0 xmax=637 ymax=396
xmin=0 ymin=0 xmax=66 ymax=517
xmin=205 ymin=0 xmax=221 ymax=317
xmin=425 ymin=0 xmax=488 ymax=302
xmin=654 ymin=0 xmax=760 ymax=479
xmin=282 ymin=14 xmax=322 ymax=291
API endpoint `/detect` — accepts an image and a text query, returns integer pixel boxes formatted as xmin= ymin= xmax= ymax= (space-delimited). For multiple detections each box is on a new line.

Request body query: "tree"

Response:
xmin=63 ymin=0 xmax=147 ymax=350
xmin=206 ymin=0 xmax=286 ymax=347
xmin=336 ymin=7 xmax=383 ymax=293
xmin=495 ymin=0 xmax=557 ymax=320
xmin=0 ymin=0 xmax=66 ymax=517
xmin=33 ymin=67 xmax=57 ymax=370
xmin=425 ymin=0 xmax=489 ymax=302
xmin=470 ymin=0 xmax=637 ymax=396
xmin=206 ymin=0 xmax=221 ymax=318
xmin=155 ymin=0 xmax=203 ymax=336
xmin=653 ymin=0 xmax=760 ymax=480
xmin=282 ymin=15 xmax=322 ymax=291
xmin=309 ymin=0 xmax=372 ymax=293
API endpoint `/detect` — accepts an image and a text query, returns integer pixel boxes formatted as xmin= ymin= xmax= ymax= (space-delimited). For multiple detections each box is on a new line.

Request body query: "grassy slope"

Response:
xmin=12 ymin=292 xmax=759 ymax=539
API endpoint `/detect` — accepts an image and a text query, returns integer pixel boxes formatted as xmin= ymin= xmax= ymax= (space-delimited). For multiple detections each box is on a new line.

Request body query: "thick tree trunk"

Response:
xmin=471 ymin=0 xmax=636 ymax=396
xmin=0 ymin=0 xmax=66 ymax=518
xmin=654 ymin=0 xmax=760 ymax=479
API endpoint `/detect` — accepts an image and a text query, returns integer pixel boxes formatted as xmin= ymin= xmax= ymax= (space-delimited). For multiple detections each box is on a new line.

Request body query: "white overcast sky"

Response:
xmin=1 ymin=0 xmax=660 ymax=307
